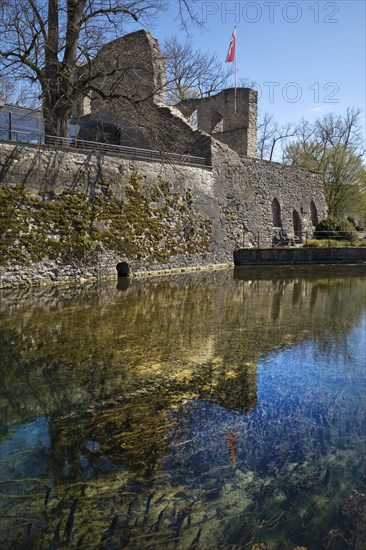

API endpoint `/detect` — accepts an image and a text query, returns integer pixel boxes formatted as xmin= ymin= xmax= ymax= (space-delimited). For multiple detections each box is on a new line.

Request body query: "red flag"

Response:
xmin=226 ymin=28 xmax=236 ymax=63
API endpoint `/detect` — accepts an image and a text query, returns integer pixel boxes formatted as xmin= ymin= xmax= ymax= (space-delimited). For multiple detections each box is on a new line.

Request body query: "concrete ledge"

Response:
xmin=132 ymin=263 xmax=233 ymax=279
xmin=233 ymin=247 xmax=366 ymax=265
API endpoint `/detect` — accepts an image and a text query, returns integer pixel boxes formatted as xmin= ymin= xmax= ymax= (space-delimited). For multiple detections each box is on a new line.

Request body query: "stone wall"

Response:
xmin=72 ymin=31 xmax=258 ymax=160
xmin=74 ymin=30 xmax=166 ymax=117
xmin=234 ymin=247 xmax=366 ymax=265
xmin=0 ymin=140 xmax=327 ymax=287
xmin=176 ymin=88 xmax=258 ymax=158
xmin=209 ymin=139 xmax=327 ymax=246
xmin=73 ymin=30 xmax=215 ymax=158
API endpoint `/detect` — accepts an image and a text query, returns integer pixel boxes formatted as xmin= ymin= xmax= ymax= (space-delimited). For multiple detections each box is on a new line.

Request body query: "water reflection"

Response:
xmin=116 ymin=278 xmax=131 ymax=292
xmin=0 ymin=265 xmax=365 ymax=549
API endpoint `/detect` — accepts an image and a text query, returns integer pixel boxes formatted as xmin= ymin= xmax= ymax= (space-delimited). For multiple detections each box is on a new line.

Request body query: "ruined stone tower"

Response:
xmin=74 ymin=30 xmax=167 ymax=147
xmin=176 ymin=88 xmax=258 ymax=158
xmin=72 ymin=30 xmax=258 ymax=158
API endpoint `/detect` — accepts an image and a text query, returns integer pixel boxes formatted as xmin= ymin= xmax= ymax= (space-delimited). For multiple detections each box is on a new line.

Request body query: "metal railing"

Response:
xmin=0 ymin=128 xmax=209 ymax=167
xmin=240 ymin=229 xmax=364 ymax=249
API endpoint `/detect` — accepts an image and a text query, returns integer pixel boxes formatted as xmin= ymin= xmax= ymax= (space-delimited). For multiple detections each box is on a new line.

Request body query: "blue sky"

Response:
xmin=142 ymin=0 xmax=365 ymax=132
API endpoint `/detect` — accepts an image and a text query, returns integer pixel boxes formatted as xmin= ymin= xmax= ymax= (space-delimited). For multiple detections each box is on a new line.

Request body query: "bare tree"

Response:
xmin=257 ymin=112 xmax=295 ymax=161
xmin=162 ymin=36 xmax=231 ymax=104
xmin=0 ymin=0 xmax=200 ymax=138
xmin=257 ymin=112 xmax=276 ymax=159
xmin=269 ymin=123 xmax=296 ymax=162
xmin=286 ymin=109 xmax=365 ymax=161
xmin=237 ymin=77 xmax=258 ymax=89
xmin=0 ymin=75 xmax=41 ymax=107
xmin=315 ymin=108 xmax=364 ymax=156
xmin=284 ymin=108 xmax=366 ymax=218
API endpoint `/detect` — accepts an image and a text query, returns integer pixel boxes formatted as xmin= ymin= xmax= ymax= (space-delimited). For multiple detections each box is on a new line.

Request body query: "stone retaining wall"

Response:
xmin=233 ymin=247 xmax=366 ymax=265
xmin=0 ymin=140 xmax=327 ymax=287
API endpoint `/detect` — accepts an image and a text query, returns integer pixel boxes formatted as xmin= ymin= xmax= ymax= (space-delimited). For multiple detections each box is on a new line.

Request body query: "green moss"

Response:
xmin=304 ymin=239 xmax=366 ymax=248
xmin=0 ymin=176 xmax=212 ymax=267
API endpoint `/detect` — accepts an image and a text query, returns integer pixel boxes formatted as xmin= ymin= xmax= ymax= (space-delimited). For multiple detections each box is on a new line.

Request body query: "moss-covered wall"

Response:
xmin=0 ymin=141 xmax=327 ymax=287
xmin=0 ymin=175 xmax=212 ymax=272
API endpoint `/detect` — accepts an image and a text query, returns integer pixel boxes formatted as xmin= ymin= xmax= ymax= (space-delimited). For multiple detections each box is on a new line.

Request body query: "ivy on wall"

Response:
xmin=0 ymin=175 xmax=212 ymax=266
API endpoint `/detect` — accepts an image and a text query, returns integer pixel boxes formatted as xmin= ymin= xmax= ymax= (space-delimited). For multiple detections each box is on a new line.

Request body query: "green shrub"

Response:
xmin=314 ymin=217 xmax=356 ymax=242
xmin=304 ymin=239 xmax=362 ymax=248
xmin=346 ymin=216 xmax=364 ymax=231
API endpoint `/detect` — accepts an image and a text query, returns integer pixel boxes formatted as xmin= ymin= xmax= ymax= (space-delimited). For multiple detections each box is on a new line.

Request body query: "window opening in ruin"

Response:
xmin=188 ymin=110 xmax=198 ymax=129
xmin=272 ymin=198 xmax=282 ymax=227
xmin=310 ymin=200 xmax=318 ymax=226
xmin=211 ymin=111 xmax=224 ymax=133
xmin=82 ymin=95 xmax=92 ymax=116
xmin=293 ymin=209 xmax=302 ymax=242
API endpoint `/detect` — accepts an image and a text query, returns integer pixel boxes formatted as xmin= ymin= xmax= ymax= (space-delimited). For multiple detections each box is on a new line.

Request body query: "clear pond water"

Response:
xmin=0 ymin=265 xmax=365 ymax=549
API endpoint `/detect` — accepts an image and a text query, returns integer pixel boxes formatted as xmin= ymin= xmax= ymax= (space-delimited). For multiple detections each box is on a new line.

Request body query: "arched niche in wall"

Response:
xmin=310 ymin=200 xmax=318 ymax=226
xmin=211 ymin=111 xmax=224 ymax=133
xmin=293 ymin=209 xmax=302 ymax=242
xmin=272 ymin=198 xmax=282 ymax=227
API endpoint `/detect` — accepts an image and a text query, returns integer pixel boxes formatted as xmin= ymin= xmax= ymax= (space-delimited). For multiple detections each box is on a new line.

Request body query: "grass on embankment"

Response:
xmin=304 ymin=239 xmax=366 ymax=248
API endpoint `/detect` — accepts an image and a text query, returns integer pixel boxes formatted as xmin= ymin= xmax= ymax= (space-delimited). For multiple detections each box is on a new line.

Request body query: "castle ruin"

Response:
xmin=71 ymin=29 xmax=326 ymax=238
xmin=0 ymin=30 xmax=328 ymax=285
xmin=73 ymin=30 xmax=257 ymax=161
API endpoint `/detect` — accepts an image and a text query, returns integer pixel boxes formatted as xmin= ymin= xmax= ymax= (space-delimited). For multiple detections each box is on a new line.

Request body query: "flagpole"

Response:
xmin=234 ymin=25 xmax=237 ymax=115
xmin=226 ymin=25 xmax=237 ymax=114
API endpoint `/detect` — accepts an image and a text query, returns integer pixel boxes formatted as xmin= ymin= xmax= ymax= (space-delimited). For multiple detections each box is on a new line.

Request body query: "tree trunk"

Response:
xmin=42 ymin=0 xmax=85 ymax=141
xmin=43 ymin=101 xmax=71 ymax=141
xmin=42 ymin=0 xmax=67 ymax=140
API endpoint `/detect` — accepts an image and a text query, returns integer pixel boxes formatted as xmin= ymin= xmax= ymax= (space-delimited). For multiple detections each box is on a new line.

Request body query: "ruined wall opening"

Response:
xmin=211 ymin=111 xmax=224 ymax=133
xmin=188 ymin=109 xmax=198 ymax=130
xmin=310 ymin=200 xmax=318 ymax=226
xmin=293 ymin=209 xmax=302 ymax=242
xmin=272 ymin=198 xmax=282 ymax=227
xmin=81 ymin=94 xmax=92 ymax=116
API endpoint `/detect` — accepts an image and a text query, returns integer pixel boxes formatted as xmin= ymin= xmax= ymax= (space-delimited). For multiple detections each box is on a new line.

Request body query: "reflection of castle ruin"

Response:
xmin=2 ymin=267 xmax=363 ymax=434
xmin=0 ymin=267 xmax=364 ymax=550
xmin=1 ymin=269 xmax=364 ymax=550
